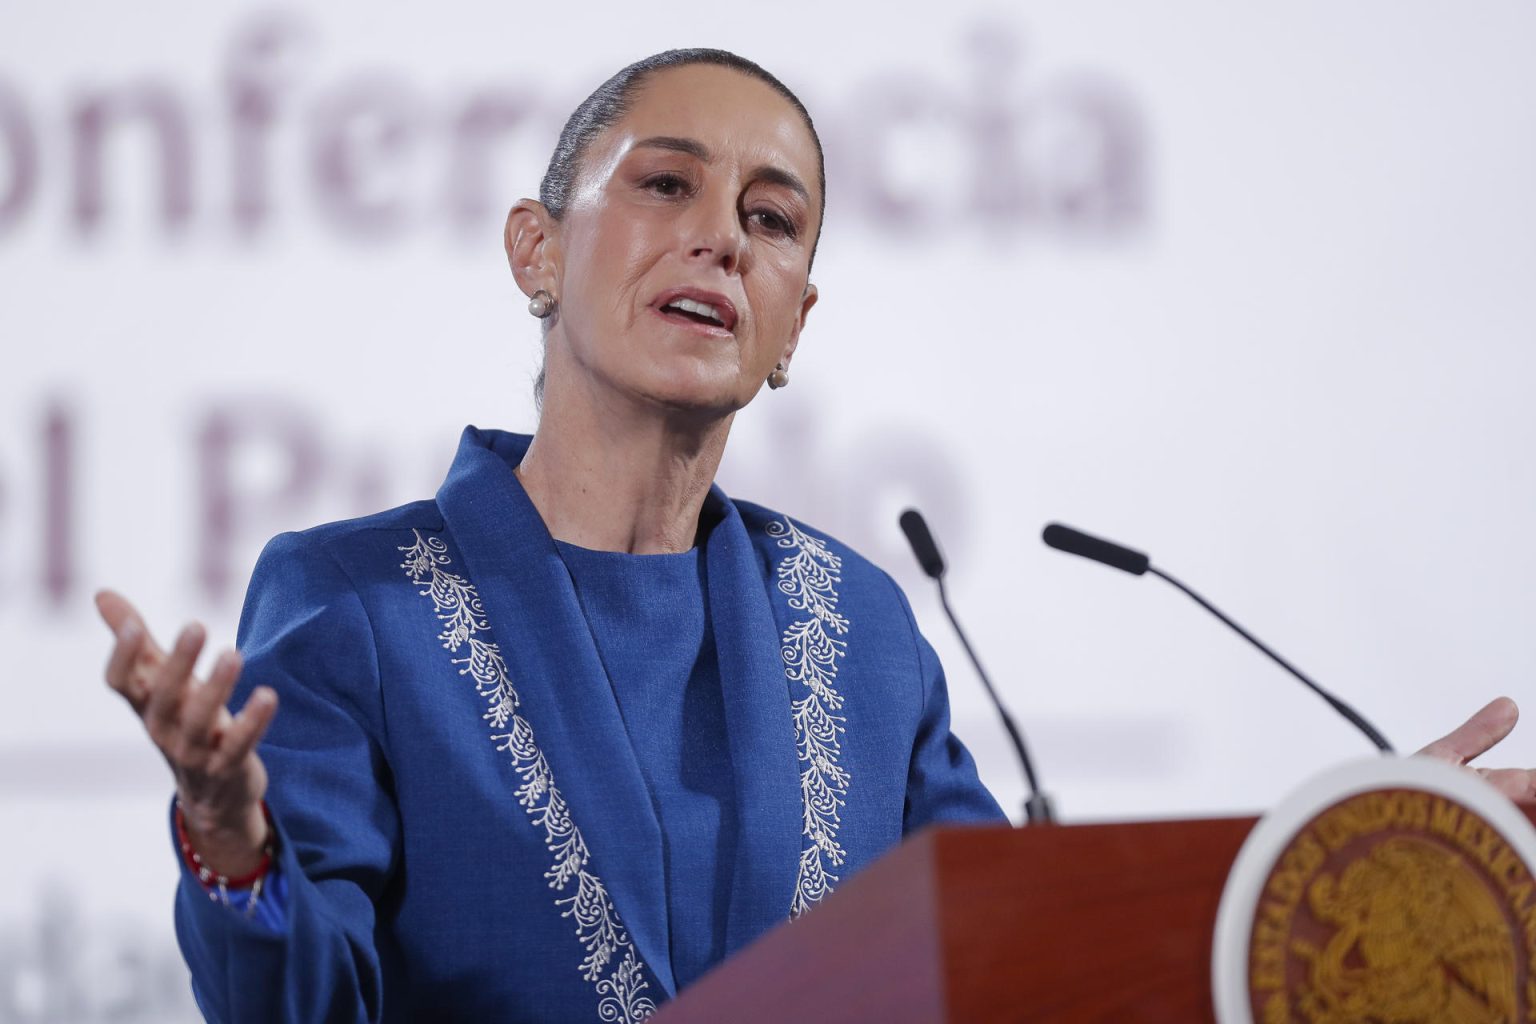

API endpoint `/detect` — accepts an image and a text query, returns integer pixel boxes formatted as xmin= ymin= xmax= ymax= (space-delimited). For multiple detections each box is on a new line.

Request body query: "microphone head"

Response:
xmin=1042 ymin=523 xmax=1150 ymax=576
xmin=899 ymin=509 xmax=946 ymax=579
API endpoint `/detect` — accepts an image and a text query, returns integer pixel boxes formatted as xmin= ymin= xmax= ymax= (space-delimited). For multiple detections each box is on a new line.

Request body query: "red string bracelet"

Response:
xmin=175 ymin=800 xmax=277 ymax=891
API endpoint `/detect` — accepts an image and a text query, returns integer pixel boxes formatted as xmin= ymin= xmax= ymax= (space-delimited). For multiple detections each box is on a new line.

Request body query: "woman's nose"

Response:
xmin=683 ymin=197 xmax=744 ymax=274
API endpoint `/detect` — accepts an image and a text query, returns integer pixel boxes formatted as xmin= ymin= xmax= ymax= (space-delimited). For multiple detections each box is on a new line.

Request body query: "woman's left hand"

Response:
xmin=1417 ymin=696 xmax=1536 ymax=801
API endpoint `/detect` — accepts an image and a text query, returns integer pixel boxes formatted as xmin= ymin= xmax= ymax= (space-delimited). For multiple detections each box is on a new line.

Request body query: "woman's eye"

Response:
xmin=645 ymin=174 xmax=688 ymax=197
xmin=749 ymin=209 xmax=796 ymax=239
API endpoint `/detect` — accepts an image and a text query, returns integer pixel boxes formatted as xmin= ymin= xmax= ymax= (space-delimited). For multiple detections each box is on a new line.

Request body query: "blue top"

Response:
xmin=169 ymin=426 xmax=1004 ymax=1023
xmin=554 ymin=539 xmax=734 ymax=990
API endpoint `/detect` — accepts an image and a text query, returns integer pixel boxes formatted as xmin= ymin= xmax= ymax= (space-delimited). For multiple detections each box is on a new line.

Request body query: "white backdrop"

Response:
xmin=4 ymin=1 xmax=1535 ymax=1018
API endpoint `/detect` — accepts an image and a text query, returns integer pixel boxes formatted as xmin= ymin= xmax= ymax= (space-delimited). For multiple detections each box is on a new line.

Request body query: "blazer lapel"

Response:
xmin=434 ymin=427 xmax=675 ymax=998
xmin=705 ymin=492 xmax=803 ymax=955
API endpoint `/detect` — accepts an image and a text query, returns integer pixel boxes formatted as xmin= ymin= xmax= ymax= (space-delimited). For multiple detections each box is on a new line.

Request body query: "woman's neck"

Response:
xmin=515 ymin=388 xmax=731 ymax=555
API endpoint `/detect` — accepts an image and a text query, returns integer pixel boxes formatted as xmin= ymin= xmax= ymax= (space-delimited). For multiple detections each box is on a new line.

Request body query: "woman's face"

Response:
xmin=539 ymin=64 xmax=821 ymax=419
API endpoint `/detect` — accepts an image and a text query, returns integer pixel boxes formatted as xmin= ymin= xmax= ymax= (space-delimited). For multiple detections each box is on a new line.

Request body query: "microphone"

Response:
xmin=1041 ymin=522 xmax=1395 ymax=754
xmin=900 ymin=509 xmax=1055 ymax=824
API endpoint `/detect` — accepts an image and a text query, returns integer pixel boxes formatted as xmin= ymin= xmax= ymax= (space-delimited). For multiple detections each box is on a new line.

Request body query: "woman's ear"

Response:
xmin=504 ymin=199 xmax=561 ymax=298
xmin=779 ymin=282 xmax=818 ymax=370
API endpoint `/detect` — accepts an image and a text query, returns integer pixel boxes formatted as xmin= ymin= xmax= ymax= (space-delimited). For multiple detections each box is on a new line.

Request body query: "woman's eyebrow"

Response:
xmin=632 ymin=135 xmax=810 ymax=203
xmin=751 ymin=166 xmax=810 ymax=204
xmin=633 ymin=135 xmax=711 ymax=160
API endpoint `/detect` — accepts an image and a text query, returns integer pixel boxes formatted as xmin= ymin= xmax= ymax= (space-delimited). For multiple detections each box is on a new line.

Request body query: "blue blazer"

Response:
xmin=174 ymin=427 xmax=1003 ymax=1023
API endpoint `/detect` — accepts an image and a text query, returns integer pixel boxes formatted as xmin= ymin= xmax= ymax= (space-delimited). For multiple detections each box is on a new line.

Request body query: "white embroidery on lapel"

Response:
xmin=400 ymin=530 xmax=657 ymax=1023
xmin=768 ymin=518 xmax=851 ymax=918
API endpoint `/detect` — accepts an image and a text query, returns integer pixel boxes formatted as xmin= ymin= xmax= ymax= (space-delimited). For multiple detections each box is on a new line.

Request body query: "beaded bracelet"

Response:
xmin=175 ymin=800 xmax=277 ymax=918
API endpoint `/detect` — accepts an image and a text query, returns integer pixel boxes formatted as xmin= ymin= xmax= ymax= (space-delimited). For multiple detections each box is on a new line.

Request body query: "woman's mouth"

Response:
xmin=651 ymin=289 xmax=739 ymax=335
xmin=663 ymin=297 xmax=726 ymax=327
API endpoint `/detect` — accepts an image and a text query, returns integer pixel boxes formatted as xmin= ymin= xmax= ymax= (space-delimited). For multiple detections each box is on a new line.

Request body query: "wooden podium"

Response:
xmin=652 ymin=818 xmax=1259 ymax=1023
xmin=654 ymin=803 xmax=1536 ymax=1022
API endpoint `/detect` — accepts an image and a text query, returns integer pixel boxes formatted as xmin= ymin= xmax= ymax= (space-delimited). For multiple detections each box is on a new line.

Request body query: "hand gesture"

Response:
xmin=1418 ymin=696 xmax=1536 ymax=802
xmin=96 ymin=589 xmax=279 ymax=876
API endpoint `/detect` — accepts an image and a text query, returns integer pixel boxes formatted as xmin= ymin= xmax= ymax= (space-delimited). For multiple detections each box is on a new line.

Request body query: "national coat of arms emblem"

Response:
xmin=1214 ymin=758 xmax=1536 ymax=1024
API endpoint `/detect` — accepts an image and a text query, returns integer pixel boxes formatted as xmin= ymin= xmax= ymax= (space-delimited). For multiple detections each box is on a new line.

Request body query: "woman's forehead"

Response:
xmin=605 ymin=66 xmax=820 ymax=183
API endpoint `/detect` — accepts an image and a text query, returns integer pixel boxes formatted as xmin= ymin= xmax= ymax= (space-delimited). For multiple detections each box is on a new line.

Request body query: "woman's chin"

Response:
xmin=632 ymin=373 xmax=754 ymax=421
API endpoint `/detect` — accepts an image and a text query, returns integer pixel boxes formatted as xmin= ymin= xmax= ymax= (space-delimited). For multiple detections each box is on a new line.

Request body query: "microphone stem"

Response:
xmin=937 ymin=576 xmax=1055 ymax=822
xmin=1147 ymin=566 xmax=1395 ymax=754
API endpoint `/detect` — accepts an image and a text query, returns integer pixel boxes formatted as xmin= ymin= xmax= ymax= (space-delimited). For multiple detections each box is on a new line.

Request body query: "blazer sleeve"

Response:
xmin=892 ymin=583 xmax=1009 ymax=831
xmin=172 ymin=530 xmax=398 ymax=1024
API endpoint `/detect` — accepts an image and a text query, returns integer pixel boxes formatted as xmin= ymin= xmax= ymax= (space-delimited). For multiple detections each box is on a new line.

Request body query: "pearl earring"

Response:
xmin=767 ymin=363 xmax=789 ymax=390
xmin=528 ymin=290 xmax=555 ymax=319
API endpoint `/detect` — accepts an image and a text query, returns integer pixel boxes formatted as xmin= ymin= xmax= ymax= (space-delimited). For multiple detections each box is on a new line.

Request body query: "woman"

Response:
xmin=98 ymin=47 xmax=1531 ymax=1024
xmin=98 ymin=49 xmax=1001 ymax=1023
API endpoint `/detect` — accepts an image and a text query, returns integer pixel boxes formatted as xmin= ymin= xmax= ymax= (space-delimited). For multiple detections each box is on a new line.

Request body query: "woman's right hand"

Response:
xmin=96 ymin=589 xmax=280 ymax=877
